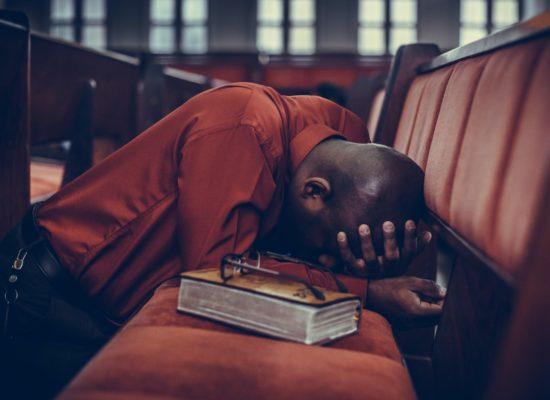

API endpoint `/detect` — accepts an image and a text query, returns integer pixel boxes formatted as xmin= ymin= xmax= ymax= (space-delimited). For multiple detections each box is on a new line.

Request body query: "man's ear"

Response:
xmin=302 ymin=177 xmax=331 ymax=201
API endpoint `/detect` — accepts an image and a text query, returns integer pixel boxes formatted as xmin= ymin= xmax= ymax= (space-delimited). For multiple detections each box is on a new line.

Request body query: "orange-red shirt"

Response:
xmin=38 ymin=83 xmax=370 ymax=321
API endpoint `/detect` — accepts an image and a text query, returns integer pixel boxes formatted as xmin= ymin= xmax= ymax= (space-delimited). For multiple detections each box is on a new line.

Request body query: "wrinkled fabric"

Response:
xmin=36 ymin=83 xmax=370 ymax=322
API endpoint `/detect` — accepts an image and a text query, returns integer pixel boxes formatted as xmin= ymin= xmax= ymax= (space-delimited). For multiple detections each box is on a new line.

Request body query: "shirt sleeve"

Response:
xmin=177 ymin=124 xmax=276 ymax=271
xmin=339 ymin=108 xmax=371 ymax=144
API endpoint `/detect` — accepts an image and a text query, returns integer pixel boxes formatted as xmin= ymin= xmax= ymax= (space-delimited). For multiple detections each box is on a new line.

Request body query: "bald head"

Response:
xmin=284 ymin=139 xmax=424 ymax=259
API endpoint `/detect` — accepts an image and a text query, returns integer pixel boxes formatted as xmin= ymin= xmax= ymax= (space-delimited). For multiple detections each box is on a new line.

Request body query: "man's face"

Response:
xmin=284 ymin=181 xmax=365 ymax=260
xmin=284 ymin=177 xmax=413 ymax=265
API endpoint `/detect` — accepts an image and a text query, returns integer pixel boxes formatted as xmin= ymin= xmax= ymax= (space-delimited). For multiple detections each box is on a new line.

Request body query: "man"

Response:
xmin=1 ymin=82 xmax=444 ymax=395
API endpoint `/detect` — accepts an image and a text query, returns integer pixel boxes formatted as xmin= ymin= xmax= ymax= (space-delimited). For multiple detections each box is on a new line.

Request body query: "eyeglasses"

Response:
xmin=220 ymin=250 xmax=349 ymax=301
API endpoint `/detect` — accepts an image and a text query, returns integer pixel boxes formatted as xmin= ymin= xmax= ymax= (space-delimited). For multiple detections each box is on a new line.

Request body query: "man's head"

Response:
xmin=284 ymin=139 xmax=424 ymax=261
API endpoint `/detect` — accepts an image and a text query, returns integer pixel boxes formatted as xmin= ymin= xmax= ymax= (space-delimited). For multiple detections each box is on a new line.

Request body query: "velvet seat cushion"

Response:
xmin=126 ymin=280 xmax=403 ymax=362
xmin=59 ymin=326 xmax=415 ymax=400
xmin=59 ymin=281 xmax=414 ymax=400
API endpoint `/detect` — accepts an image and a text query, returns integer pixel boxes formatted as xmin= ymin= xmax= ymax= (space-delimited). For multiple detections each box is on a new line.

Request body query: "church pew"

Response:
xmin=31 ymin=32 xmax=141 ymax=149
xmin=30 ymin=78 xmax=96 ymax=202
xmin=373 ymin=44 xmax=440 ymax=145
xmin=161 ymin=67 xmax=210 ymax=116
xmin=29 ymin=33 xmax=141 ymax=199
xmin=57 ymin=15 xmax=549 ymax=400
xmin=136 ymin=58 xmax=211 ymax=132
xmin=383 ymin=13 xmax=550 ymax=399
xmin=366 ymin=88 xmax=385 ymax=140
xmin=0 ymin=11 xmax=30 ymax=239
xmin=347 ymin=73 xmax=387 ymax=139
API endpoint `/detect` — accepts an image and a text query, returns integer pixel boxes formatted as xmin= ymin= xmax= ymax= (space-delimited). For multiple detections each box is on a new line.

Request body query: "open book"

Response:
xmin=178 ymin=268 xmax=362 ymax=345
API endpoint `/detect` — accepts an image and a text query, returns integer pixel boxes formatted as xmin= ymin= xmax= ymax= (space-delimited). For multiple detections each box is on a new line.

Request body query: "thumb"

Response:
xmin=413 ymin=278 xmax=446 ymax=300
xmin=417 ymin=299 xmax=444 ymax=316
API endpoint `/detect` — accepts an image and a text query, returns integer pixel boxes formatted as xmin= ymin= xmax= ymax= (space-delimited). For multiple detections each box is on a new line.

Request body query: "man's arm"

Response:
xmin=319 ymin=220 xmax=445 ymax=325
xmin=177 ymin=124 xmax=276 ymax=270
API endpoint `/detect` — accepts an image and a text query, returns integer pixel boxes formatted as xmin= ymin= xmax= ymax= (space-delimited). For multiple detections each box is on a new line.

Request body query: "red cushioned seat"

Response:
xmin=59 ymin=282 xmax=414 ymax=400
xmin=126 ymin=280 xmax=404 ymax=362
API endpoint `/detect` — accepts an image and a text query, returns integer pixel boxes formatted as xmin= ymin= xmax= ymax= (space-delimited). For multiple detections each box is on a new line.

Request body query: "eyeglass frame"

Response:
xmin=220 ymin=250 xmax=349 ymax=301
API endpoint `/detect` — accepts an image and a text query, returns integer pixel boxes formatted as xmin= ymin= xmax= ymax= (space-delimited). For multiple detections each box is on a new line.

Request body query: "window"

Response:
xmin=182 ymin=0 xmax=208 ymax=53
xmin=358 ymin=0 xmax=417 ymax=55
xmin=150 ymin=0 xmax=176 ymax=52
xmin=50 ymin=0 xmax=76 ymax=41
xmin=257 ymin=0 xmax=284 ymax=54
xmin=390 ymin=0 xmax=416 ymax=54
xmin=150 ymin=0 xmax=208 ymax=54
xmin=82 ymin=0 xmax=106 ymax=48
xmin=460 ymin=0 xmax=520 ymax=45
xmin=358 ymin=0 xmax=385 ymax=55
xmin=257 ymin=0 xmax=316 ymax=55
xmin=492 ymin=0 xmax=519 ymax=31
xmin=289 ymin=0 xmax=315 ymax=54
xmin=50 ymin=0 xmax=107 ymax=48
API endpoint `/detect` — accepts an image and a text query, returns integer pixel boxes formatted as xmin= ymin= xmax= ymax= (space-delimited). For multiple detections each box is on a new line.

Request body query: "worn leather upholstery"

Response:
xmin=126 ymin=281 xmax=403 ymax=362
xmin=59 ymin=282 xmax=413 ymax=400
xmin=394 ymin=36 xmax=550 ymax=276
xmin=59 ymin=327 xmax=414 ymax=400
xmin=367 ymin=89 xmax=385 ymax=140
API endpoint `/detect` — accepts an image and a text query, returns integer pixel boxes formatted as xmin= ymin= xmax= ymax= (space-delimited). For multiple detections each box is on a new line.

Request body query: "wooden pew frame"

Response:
xmin=162 ymin=67 xmax=210 ymax=116
xmin=31 ymin=32 xmax=141 ymax=149
xmin=137 ymin=55 xmax=211 ymax=132
xmin=378 ymin=15 xmax=550 ymax=399
xmin=347 ymin=73 xmax=388 ymax=125
xmin=60 ymin=79 xmax=96 ymax=185
xmin=0 ymin=11 xmax=30 ymax=238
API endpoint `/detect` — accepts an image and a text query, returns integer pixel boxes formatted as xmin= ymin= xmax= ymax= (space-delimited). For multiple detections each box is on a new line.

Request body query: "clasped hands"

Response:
xmin=318 ymin=220 xmax=446 ymax=328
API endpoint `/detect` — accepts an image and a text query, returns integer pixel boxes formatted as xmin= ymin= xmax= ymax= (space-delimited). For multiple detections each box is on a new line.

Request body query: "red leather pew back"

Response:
xmin=383 ymin=14 xmax=550 ymax=399
xmin=394 ymin=36 xmax=550 ymax=278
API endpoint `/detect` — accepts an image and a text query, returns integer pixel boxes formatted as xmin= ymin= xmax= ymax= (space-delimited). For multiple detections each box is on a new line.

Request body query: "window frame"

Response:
xmin=149 ymin=0 xmax=209 ymax=54
xmin=460 ymin=0 xmax=524 ymax=45
xmin=357 ymin=0 xmax=419 ymax=56
xmin=50 ymin=0 xmax=108 ymax=48
xmin=256 ymin=0 xmax=318 ymax=55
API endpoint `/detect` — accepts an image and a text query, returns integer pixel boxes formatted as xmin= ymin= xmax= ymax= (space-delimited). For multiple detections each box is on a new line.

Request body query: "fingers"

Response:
xmin=359 ymin=224 xmax=380 ymax=275
xmin=418 ymin=230 xmax=432 ymax=252
xmin=413 ymin=278 xmax=447 ymax=300
xmin=337 ymin=232 xmax=366 ymax=277
xmin=383 ymin=221 xmax=400 ymax=261
xmin=411 ymin=283 xmax=444 ymax=318
xmin=417 ymin=299 xmax=444 ymax=316
xmin=359 ymin=225 xmax=376 ymax=261
xmin=402 ymin=220 xmax=418 ymax=262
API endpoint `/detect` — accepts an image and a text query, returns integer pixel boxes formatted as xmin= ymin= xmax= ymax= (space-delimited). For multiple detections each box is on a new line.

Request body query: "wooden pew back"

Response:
xmin=162 ymin=67 xmax=210 ymax=116
xmin=0 ymin=12 xmax=30 ymax=238
xmin=381 ymin=14 xmax=550 ymax=399
xmin=136 ymin=61 xmax=211 ymax=132
xmin=31 ymin=33 xmax=140 ymax=146
xmin=347 ymin=73 xmax=387 ymax=126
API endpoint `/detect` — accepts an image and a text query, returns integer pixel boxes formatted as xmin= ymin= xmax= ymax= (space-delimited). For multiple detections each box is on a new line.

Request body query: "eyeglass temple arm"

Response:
xmin=265 ymin=251 xmax=349 ymax=293
xmin=275 ymin=271 xmax=326 ymax=301
xmin=221 ymin=256 xmax=326 ymax=301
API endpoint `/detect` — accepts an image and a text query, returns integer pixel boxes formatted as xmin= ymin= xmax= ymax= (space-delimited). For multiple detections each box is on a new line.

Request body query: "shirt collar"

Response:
xmin=289 ymin=124 xmax=345 ymax=174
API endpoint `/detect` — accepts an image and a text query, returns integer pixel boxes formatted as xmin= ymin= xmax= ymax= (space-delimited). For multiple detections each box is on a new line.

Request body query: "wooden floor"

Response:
xmin=30 ymin=158 xmax=64 ymax=202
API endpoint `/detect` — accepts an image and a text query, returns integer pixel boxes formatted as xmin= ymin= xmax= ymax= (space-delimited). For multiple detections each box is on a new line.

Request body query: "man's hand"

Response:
xmin=318 ymin=220 xmax=432 ymax=278
xmin=367 ymin=276 xmax=446 ymax=328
